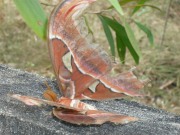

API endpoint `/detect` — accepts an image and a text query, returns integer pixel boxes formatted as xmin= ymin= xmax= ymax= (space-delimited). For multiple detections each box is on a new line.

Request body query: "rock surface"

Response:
xmin=0 ymin=64 xmax=180 ymax=135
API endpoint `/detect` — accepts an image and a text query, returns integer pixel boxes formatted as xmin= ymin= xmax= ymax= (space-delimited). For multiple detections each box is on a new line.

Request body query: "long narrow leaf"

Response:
xmin=116 ymin=32 xmax=126 ymax=63
xmin=108 ymin=0 xmax=139 ymax=10
xmin=120 ymin=0 xmax=139 ymax=5
xmin=13 ymin=0 xmax=47 ymax=40
xmin=132 ymin=4 xmax=161 ymax=12
xmin=108 ymin=0 xmax=124 ymax=16
xmin=98 ymin=15 xmax=115 ymax=56
xmin=124 ymin=20 xmax=142 ymax=57
xmin=132 ymin=0 xmax=148 ymax=15
xmin=84 ymin=16 xmax=94 ymax=36
xmin=108 ymin=2 xmax=161 ymax=13
xmin=135 ymin=21 xmax=154 ymax=45
xmin=100 ymin=15 xmax=139 ymax=64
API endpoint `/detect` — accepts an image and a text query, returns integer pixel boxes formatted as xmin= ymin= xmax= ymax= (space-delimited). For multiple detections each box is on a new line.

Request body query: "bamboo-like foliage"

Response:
xmin=13 ymin=0 xmax=157 ymax=64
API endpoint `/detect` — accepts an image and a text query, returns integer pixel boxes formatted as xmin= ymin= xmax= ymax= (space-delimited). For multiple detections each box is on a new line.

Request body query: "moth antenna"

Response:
xmin=44 ymin=81 xmax=52 ymax=90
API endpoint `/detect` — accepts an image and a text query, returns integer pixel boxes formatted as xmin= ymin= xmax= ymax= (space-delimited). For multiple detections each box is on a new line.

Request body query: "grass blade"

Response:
xmin=108 ymin=0 xmax=124 ymax=16
xmin=84 ymin=16 xmax=94 ymax=36
xmin=132 ymin=0 xmax=148 ymax=15
xmin=135 ymin=21 xmax=154 ymax=45
xmin=116 ymin=32 xmax=126 ymax=63
xmin=98 ymin=15 xmax=115 ymax=56
xmin=120 ymin=0 xmax=139 ymax=5
xmin=13 ymin=0 xmax=47 ymax=40
xmin=124 ymin=20 xmax=142 ymax=57
xmin=132 ymin=4 xmax=161 ymax=12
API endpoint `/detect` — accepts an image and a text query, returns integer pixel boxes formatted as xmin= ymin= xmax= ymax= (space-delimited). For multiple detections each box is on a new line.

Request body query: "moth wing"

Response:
xmin=53 ymin=108 xmax=138 ymax=125
xmin=10 ymin=94 xmax=62 ymax=107
xmin=48 ymin=38 xmax=71 ymax=96
xmin=48 ymin=0 xmax=145 ymax=99
xmin=99 ymin=71 xmax=145 ymax=97
xmin=77 ymin=83 xmax=125 ymax=100
xmin=10 ymin=93 xmax=96 ymax=112
xmin=70 ymin=55 xmax=144 ymax=100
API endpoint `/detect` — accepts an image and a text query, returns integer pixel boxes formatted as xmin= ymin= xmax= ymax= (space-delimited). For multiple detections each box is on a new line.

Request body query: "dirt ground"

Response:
xmin=0 ymin=0 xmax=179 ymax=114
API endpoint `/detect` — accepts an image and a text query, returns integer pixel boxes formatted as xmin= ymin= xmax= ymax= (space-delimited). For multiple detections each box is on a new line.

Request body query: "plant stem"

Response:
xmin=160 ymin=0 xmax=173 ymax=46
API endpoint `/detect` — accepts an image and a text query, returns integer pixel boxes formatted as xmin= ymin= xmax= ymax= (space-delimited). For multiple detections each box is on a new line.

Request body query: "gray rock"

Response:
xmin=0 ymin=64 xmax=180 ymax=135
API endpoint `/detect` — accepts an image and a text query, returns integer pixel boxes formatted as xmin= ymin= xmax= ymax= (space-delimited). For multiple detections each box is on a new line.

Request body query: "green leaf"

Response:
xmin=100 ymin=15 xmax=139 ymax=64
xmin=108 ymin=0 xmax=139 ymax=10
xmin=108 ymin=1 xmax=161 ymax=13
xmin=135 ymin=21 xmax=154 ymax=45
xmin=107 ymin=0 xmax=124 ymax=16
xmin=124 ymin=20 xmax=142 ymax=57
xmin=132 ymin=0 xmax=148 ymax=15
xmin=133 ymin=4 xmax=161 ymax=12
xmin=83 ymin=16 xmax=94 ymax=36
xmin=13 ymin=0 xmax=47 ymax=40
xmin=116 ymin=32 xmax=126 ymax=63
xmin=120 ymin=0 xmax=139 ymax=5
xmin=98 ymin=15 xmax=115 ymax=56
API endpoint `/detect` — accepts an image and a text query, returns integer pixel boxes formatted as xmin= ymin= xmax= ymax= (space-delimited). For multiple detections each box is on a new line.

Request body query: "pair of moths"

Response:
xmin=11 ymin=0 xmax=145 ymax=125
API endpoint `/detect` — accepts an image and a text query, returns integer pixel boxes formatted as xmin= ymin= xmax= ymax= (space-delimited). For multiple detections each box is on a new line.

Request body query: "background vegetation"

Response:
xmin=0 ymin=0 xmax=179 ymax=114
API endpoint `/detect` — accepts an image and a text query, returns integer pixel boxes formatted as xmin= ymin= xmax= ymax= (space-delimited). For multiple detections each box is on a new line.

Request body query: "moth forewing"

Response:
xmin=53 ymin=109 xmax=138 ymax=125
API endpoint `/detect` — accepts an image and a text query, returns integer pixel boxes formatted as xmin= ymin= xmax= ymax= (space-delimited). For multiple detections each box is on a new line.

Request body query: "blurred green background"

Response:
xmin=0 ymin=0 xmax=179 ymax=114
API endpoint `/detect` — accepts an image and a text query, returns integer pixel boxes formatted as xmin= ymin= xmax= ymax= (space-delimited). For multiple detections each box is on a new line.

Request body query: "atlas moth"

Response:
xmin=10 ymin=0 xmax=146 ymax=125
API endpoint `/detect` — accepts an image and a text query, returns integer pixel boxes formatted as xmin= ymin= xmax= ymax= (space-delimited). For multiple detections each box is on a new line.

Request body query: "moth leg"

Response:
xmin=43 ymin=82 xmax=58 ymax=102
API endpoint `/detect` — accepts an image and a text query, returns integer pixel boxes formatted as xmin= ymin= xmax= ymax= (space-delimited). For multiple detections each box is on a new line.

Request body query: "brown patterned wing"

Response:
xmin=53 ymin=108 xmax=138 ymax=125
xmin=48 ymin=0 xmax=144 ymax=99
xmin=48 ymin=0 xmax=112 ymax=99
xmin=10 ymin=94 xmax=96 ymax=112
xmin=10 ymin=0 xmax=145 ymax=125
xmin=10 ymin=93 xmax=138 ymax=125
